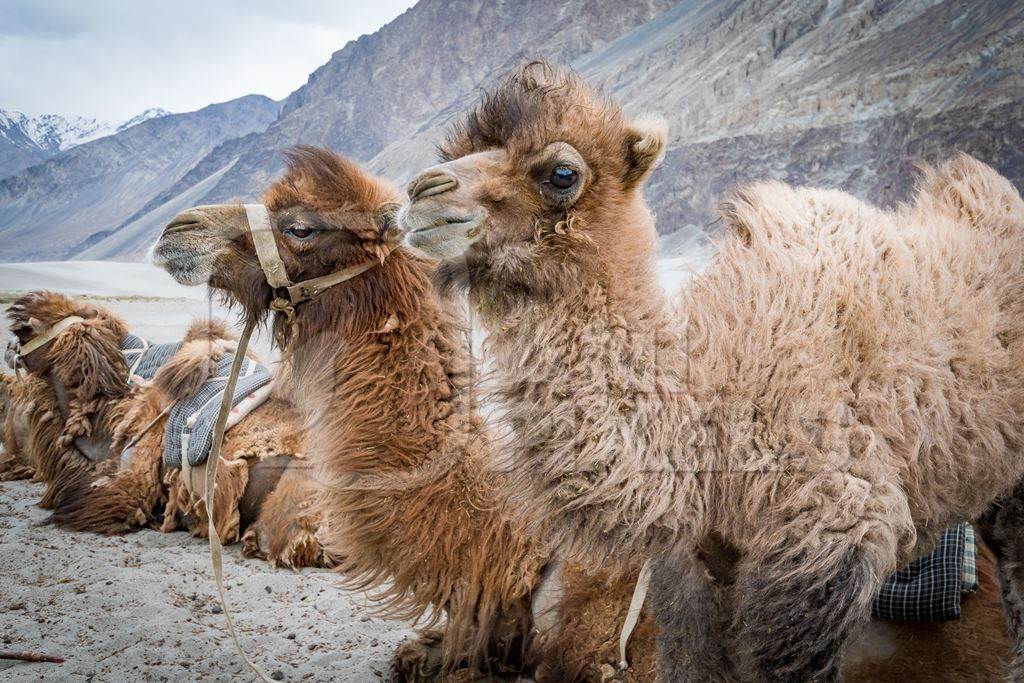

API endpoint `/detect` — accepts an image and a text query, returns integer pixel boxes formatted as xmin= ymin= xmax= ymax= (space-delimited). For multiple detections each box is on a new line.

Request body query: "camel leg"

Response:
xmin=241 ymin=458 xmax=330 ymax=569
xmin=649 ymin=538 xmax=737 ymax=681
xmin=49 ymin=440 xmax=164 ymax=533
xmin=729 ymin=539 xmax=886 ymax=682
xmin=976 ymin=480 xmax=1024 ymax=678
xmin=390 ymin=628 xmax=445 ymax=682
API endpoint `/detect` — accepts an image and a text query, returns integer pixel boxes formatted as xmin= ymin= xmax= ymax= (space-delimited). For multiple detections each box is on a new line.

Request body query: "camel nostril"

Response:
xmin=408 ymin=172 xmax=458 ymax=201
xmin=164 ymin=214 xmax=201 ymax=234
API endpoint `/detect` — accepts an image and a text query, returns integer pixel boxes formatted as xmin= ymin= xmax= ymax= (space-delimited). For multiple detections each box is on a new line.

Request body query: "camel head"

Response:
xmin=6 ymin=291 xmax=130 ymax=397
xmin=153 ymin=146 xmax=402 ymax=326
xmin=401 ymin=61 xmax=666 ymax=309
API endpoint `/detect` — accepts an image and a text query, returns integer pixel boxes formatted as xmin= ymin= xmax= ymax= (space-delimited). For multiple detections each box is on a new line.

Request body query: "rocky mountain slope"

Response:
xmin=3 ymin=0 xmax=1021 ymax=262
xmin=0 ymin=108 xmax=169 ymax=178
xmin=0 ymin=96 xmax=278 ymax=261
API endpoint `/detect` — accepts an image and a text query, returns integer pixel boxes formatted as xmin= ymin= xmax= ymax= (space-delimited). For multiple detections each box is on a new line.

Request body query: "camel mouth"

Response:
xmin=150 ymin=241 xmax=216 ymax=286
xmin=399 ymin=204 xmax=484 ymax=234
xmin=407 ymin=216 xmax=477 ymax=235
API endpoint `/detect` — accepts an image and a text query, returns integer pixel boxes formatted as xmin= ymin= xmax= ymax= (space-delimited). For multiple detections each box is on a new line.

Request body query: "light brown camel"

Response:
xmin=401 ymin=62 xmax=1020 ymax=680
xmin=7 ymin=292 xmax=331 ymax=569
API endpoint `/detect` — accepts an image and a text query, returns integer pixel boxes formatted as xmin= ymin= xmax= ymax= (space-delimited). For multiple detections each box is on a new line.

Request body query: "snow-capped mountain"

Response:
xmin=0 ymin=108 xmax=170 ymax=178
xmin=114 ymin=108 xmax=172 ymax=136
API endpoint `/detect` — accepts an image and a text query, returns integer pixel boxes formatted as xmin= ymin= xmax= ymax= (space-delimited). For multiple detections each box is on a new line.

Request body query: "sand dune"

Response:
xmin=0 ymin=261 xmax=205 ymax=300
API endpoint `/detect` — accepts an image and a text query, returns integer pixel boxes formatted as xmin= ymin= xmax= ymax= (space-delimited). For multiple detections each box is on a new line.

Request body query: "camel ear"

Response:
xmin=27 ymin=317 xmax=46 ymax=334
xmin=623 ymin=115 xmax=667 ymax=189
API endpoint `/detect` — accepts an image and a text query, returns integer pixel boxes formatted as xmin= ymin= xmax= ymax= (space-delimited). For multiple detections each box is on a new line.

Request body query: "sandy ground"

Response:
xmin=0 ymin=266 xmax=422 ymax=681
xmin=0 ymin=480 xmax=414 ymax=682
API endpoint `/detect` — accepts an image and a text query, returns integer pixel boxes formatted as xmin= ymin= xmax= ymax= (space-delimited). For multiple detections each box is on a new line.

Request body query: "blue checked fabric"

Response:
xmin=872 ymin=523 xmax=978 ymax=622
xmin=120 ymin=333 xmax=182 ymax=383
xmin=161 ymin=351 xmax=272 ymax=468
xmin=121 ymin=332 xmax=272 ymax=470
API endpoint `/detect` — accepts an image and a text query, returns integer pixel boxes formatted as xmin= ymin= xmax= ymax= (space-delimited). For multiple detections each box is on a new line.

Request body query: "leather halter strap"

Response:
xmin=243 ymin=203 xmax=380 ymax=321
xmin=200 ymin=204 xmax=382 ymax=681
xmin=18 ymin=315 xmax=86 ymax=356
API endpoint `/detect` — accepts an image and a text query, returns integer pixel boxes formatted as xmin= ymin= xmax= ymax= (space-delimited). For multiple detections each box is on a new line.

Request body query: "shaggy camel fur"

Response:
xmin=0 ymin=372 xmax=48 ymax=480
xmin=6 ymin=292 xmax=129 ymax=507
xmin=153 ymin=146 xmax=548 ymax=677
xmin=401 ymin=62 xmax=1023 ymax=680
xmin=538 ymin=544 xmax=1009 ymax=683
xmin=8 ymin=292 xmax=329 ymax=569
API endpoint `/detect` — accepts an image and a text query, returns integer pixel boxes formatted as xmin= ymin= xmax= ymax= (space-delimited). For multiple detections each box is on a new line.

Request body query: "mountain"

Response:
xmin=0 ymin=108 xmax=170 ymax=178
xmin=73 ymin=0 xmax=677 ymax=261
xmin=0 ymin=96 xmax=279 ymax=261
xmin=115 ymin=108 xmax=172 ymax=134
xmin=4 ymin=0 xmax=1022 ymax=262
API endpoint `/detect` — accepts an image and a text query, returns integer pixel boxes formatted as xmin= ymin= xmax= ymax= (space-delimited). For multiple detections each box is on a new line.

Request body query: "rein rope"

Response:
xmin=204 ymin=203 xmax=381 ymax=680
xmin=204 ymin=318 xmax=273 ymax=682
xmin=620 ymin=559 xmax=652 ymax=670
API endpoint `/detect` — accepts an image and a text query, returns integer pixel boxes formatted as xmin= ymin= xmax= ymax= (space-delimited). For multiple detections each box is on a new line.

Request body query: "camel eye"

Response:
xmin=549 ymin=166 xmax=578 ymax=190
xmin=285 ymin=226 xmax=315 ymax=240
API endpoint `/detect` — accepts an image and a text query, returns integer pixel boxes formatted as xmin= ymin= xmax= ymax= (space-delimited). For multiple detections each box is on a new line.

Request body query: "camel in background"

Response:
xmin=7 ymin=292 xmax=333 ymax=569
xmin=402 ymin=61 xmax=1016 ymax=680
xmin=0 ymin=372 xmax=50 ymax=481
xmin=4 ymin=294 xmax=128 ymax=507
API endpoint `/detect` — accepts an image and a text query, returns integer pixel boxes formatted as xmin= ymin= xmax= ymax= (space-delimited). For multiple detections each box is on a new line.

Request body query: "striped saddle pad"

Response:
xmin=120 ymin=333 xmax=273 ymax=469
xmin=121 ymin=333 xmax=181 ymax=382
xmin=872 ymin=523 xmax=978 ymax=622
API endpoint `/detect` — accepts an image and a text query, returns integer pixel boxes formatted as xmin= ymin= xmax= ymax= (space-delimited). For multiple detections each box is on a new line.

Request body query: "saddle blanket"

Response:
xmin=121 ymin=333 xmax=182 ymax=382
xmin=120 ymin=333 xmax=273 ymax=469
xmin=872 ymin=523 xmax=978 ymax=622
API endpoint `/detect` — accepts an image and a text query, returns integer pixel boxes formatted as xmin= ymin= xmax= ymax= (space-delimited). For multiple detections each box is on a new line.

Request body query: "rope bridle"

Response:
xmin=205 ymin=203 xmax=381 ymax=681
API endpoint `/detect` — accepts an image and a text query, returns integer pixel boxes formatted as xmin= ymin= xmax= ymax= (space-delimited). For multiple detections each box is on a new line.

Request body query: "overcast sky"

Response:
xmin=0 ymin=0 xmax=417 ymax=121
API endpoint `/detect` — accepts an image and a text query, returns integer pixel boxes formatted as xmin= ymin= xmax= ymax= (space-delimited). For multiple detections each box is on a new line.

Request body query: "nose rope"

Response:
xmin=201 ymin=203 xmax=382 ymax=681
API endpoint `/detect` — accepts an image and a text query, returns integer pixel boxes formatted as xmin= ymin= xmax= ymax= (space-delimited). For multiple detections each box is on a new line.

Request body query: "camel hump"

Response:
xmin=182 ymin=317 xmax=237 ymax=344
xmin=911 ymin=154 xmax=1024 ymax=237
xmin=151 ymin=340 xmax=225 ymax=404
xmin=152 ymin=318 xmax=250 ymax=404
xmin=718 ymin=180 xmax=876 ymax=251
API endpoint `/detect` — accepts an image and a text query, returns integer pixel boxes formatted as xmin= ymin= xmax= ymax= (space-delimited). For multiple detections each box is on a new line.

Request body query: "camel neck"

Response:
xmin=277 ymin=248 xmax=474 ymax=469
xmin=276 ymin=251 xmax=429 ymax=344
xmin=479 ymin=251 xmax=702 ymax=557
xmin=275 ymin=248 xmax=544 ymax=662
